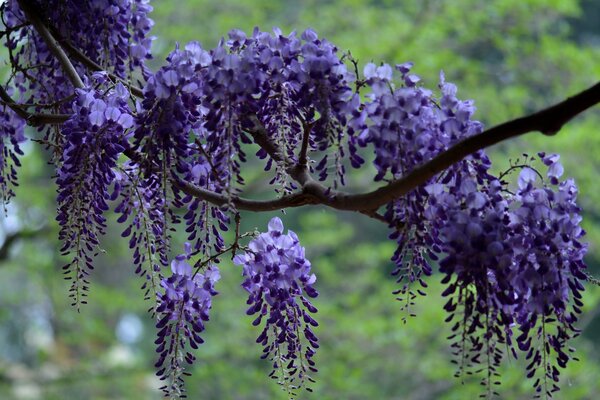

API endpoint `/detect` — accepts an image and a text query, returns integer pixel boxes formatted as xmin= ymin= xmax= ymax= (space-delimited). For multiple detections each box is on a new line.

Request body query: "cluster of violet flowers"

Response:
xmin=234 ymin=217 xmax=319 ymax=395
xmin=348 ymin=58 xmax=586 ymax=395
xmin=0 ymin=1 xmax=591 ymax=397
xmin=155 ymin=243 xmax=220 ymax=397
xmin=0 ymin=97 xmax=25 ymax=206
xmin=56 ymin=80 xmax=134 ymax=307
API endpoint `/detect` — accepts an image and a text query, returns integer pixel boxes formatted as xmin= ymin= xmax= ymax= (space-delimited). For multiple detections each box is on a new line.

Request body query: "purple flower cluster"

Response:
xmin=155 ymin=243 xmax=220 ymax=398
xmin=134 ymin=42 xmax=229 ymax=260
xmin=56 ymin=82 xmax=133 ymax=307
xmin=198 ymin=28 xmax=355 ymax=188
xmin=113 ymin=161 xmax=168 ymax=305
xmin=434 ymin=154 xmax=586 ymax=396
xmin=349 ymin=68 xmax=483 ymax=180
xmin=348 ymin=65 xmax=490 ymax=314
xmin=1 ymin=0 xmax=152 ymax=137
xmin=0 ymin=95 xmax=26 ymax=205
xmin=234 ymin=217 xmax=319 ymax=395
xmin=345 ymin=60 xmax=586 ymax=395
xmin=4 ymin=0 xmax=153 ymax=80
xmin=1 ymin=0 xmax=153 ymax=206
xmin=135 ymin=28 xmax=356 ymax=257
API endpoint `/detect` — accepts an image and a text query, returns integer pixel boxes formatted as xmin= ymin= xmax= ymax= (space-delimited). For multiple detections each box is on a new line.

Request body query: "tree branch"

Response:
xmin=0 ymin=84 xmax=70 ymax=125
xmin=0 ymin=225 xmax=51 ymax=261
xmin=328 ymin=81 xmax=600 ymax=211
xmin=57 ymin=38 xmax=145 ymax=98
xmin=298 ymin=119 xmax=313 ymax=168
xmin=173 ymin=179 xmax=319 ymax=211
xmin=246 ymin=115 xmax=321 ymax=188
xmin=188 ymin=83 xmax=600 ymax=218
xmin=16 ymin=0 xmax=85 ymax=90
xmin=11 ymin=0 xmax=600 ymax=223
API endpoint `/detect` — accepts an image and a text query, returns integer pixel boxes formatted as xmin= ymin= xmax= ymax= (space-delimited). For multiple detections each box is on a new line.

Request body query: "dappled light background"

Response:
xmin=1 ymin=1 xmax=599 ymax=399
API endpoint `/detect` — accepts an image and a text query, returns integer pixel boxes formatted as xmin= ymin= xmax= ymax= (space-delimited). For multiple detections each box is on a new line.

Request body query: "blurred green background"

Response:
xmin=1 ymin=0 xmax=600 ymax=399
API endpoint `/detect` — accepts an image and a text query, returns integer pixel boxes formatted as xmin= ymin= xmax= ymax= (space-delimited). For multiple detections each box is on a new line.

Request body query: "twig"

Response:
xmin=16 ymin=0 xmax=85 ymax=89
xmin=172 ymin=178 xmax=319 ymax=212
xmin=0 ymin=85 xmax=70 ymax=125
xmin=298 ymin=119 xmax=313 ymax=168
xmin=58 ymin=38 xmax=144 ymax=98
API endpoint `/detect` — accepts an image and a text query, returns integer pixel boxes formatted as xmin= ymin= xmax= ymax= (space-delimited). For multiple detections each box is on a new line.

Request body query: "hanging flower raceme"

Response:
xmin=56 ymin=82 xmax=134 ymax=308
xmin=234 ymin=217 xmax=319 ymax=396
xmin=0 ymin=93 xmax=26 ymax=205
xmin=347 ymin=64 xmax=491 ymax=314
xmin=506 ymin=155 xmax=587 ymax=395
xmin=113 ymin=161 xmax=169 ymax=306
xmin=435 ymin=154 xmax=587 ymax=397
xmin=3 ymin=0 xmax=153 ymax=82
xmin=155 ymin=243 xmax=220 ymax=398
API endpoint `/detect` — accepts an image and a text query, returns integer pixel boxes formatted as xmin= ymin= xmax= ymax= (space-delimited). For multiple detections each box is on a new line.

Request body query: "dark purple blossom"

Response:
xmin=112 ymin=161 xmax=168 ymax=306
xmin=56 ymin=83 xmax=133 ymax=308
xmin=155 ymin=243 xmax=220 ymax=398
xmin=0 ymin=93 xmax=26 ymax=206
xmin=234 ymin=217 xmax=319 ymax=395
xmin=436 ymin=155 xmax=586 ymax=397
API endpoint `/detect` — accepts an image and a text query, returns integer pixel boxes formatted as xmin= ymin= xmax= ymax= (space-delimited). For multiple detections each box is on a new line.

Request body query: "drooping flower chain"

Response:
xmin=56 ymin=82 xmax=134 ymax=308
xmin=154 ymin=243 xmax=220 ymax=397
xmin=234 ymin=217 xmax=319 ymax=397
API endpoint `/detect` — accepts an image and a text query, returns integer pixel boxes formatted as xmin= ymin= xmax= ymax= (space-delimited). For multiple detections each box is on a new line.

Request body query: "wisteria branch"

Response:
xmin=0 ymin=85 xmax=70 ymax=125
xmin=334 ymin=81 xmax=600 ymax=211
xmin=234 ymin=83 xmax=600 ymax=214
xmin=16 ymin=0 xmax=84 ymax=90
xmin=298 ymin=119 xmax=313 ymax=168
xmin=173 ymin=179 xmax=319 ymax=211
xmin=56 ymin=36 xmax=145 ymax=98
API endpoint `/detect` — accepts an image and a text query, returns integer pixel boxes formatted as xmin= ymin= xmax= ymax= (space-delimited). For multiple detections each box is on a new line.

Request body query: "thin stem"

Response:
xmin=58 ymin=37 xmax=144 ymax=98
xmin=172 ymin=178 xmax=319 ymax=212
xmin=0 ymin=85 xmax=70 ymax=125
xmin=298 ymin=119 xmax=313 ymax=168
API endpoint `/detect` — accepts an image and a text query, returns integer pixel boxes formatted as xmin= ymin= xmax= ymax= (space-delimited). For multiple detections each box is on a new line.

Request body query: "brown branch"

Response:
xmin=16 ymin=0 xmax=85 ymax=89
xmin=325 ymin=81 xmax=600 ymax=211
xmin=58 ymin=39 xmax=145 ymax=98
xmin=0 ymin=225 xmax=51 ymax=261
xmin=11 ymin=0 xmax=600 ymax=224
xmin=0 ymin=84 xmax=70 ymax=125
xmin=173 ymin=179 xmax=319 ymax=211
xmin=210 ymin=82 xmax=600 ymax=216
xmin=246 ymin=115 xmax=318 ymax=187
xmin=246 ymin=115 xmax=289 ymax=166
xmin=0 ymin=84 xmax=30 ymax=120
xmin=298 ymin=119 xmax=313 ymax=167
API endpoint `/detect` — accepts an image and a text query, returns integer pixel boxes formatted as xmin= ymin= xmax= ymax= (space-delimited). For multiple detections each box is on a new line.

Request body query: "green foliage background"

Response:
xmin=0 ymin=1 xmax=599 ymax=399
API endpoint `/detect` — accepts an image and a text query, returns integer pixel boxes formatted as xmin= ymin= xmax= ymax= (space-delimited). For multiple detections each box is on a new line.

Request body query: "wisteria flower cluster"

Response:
xmin=349 ymin=65 xmax=490 ymax=316
xmin=234 ymin=217 xmax=319 ymax=396
xmin=433 ymin=154 xmax=586 ymax=396
xmin=0 ymin=1 xmax=594 ymax=399
xmin=56 ymin=81 xmax=134 ymax=307
xmin=0 ymin=98 xmax=25 ymax=205
xmin=113 ymin=161 xmax=168 ymax=303
xmin=155 ymin=243 xmax=220 ymax=397
xmin=0 ymin=0 xmax=153 ymax=201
